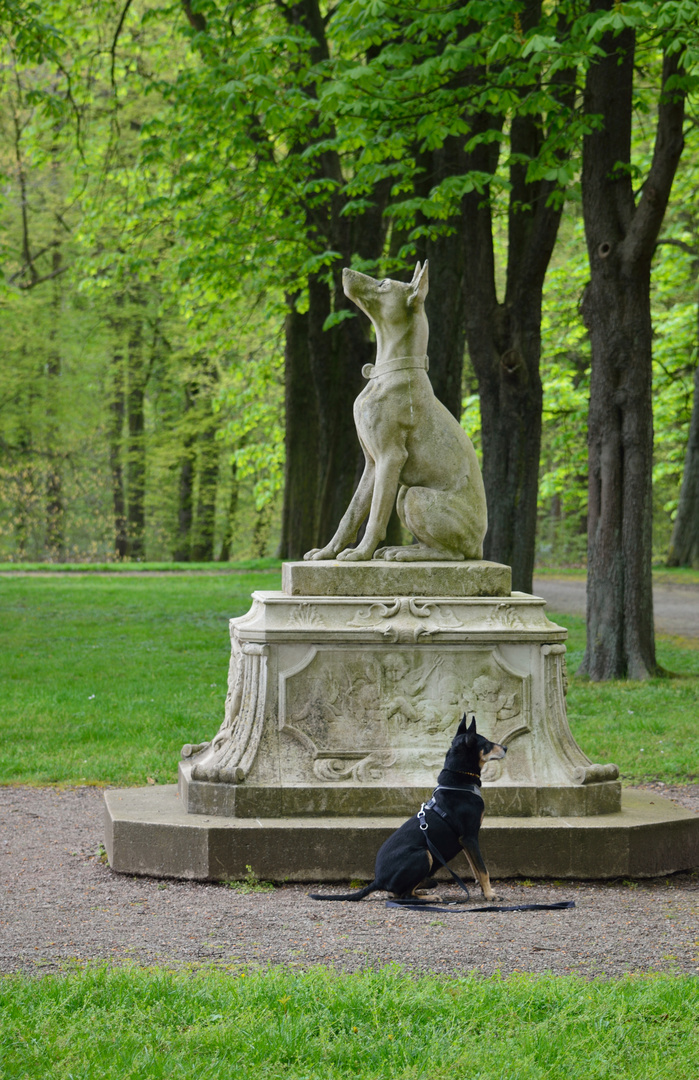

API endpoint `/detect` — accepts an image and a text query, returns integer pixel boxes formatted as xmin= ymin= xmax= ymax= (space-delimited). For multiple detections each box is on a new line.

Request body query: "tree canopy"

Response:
xmin=1 ymin=0 xmax=698 ymax=678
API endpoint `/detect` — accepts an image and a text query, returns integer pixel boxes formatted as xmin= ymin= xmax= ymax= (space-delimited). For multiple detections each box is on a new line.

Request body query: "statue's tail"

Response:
xmin=308 ymin=881 xmax=378 ymax=902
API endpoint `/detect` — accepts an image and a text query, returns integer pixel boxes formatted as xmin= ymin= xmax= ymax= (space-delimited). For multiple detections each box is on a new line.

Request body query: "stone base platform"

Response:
xmin=281 ymin=559 xmax=511 ymax=598
xmin=104 ymin=786 xmax=699 ymax=882
xmin=179 ymin=764 xmax=621 ymax=818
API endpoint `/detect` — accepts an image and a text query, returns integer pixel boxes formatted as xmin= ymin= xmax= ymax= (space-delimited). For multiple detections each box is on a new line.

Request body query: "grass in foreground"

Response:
xmin=1 ymin=966 xmax=697 ymax=1080
xmin=1 ymin=574 xmax=697 ymax=787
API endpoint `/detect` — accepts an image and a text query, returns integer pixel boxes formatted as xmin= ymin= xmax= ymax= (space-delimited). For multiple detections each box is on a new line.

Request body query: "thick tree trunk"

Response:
xmin=460 ymin=106 xmax=564 ymax=593
xmin=667 ymin=361 xmax=699 ymax=567
xmin=467 ymin=300 xmax=544 ymax=592
xmin=279 ymin=300 xmax=321 ymax=557
xmin=581 ymin=270 xmax=657 ymax=679
xmin=414 ymin=144 xmax=469 ymax=421
xmin=578 ymin=23 xmax=685 ymax=679
xmin=307 ymin=273 xmax=370 ymax=547
xmin=275 ymin=0 xmax=390 ymax=556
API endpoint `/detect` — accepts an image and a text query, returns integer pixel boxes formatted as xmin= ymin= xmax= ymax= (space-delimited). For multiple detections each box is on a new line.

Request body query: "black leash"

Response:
xmin=386 ymin=898 xmax=576 ymax=913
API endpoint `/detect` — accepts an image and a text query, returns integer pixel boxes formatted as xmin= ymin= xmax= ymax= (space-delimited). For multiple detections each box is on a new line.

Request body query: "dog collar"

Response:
xmin=362 ymin=355 xmax=429 ymax=379
xmin=446 ymin=768 xmax=482 ymax=786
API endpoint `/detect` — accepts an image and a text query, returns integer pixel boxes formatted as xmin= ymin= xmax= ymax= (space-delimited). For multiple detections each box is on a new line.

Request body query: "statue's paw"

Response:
xmin=304 ymin=547 xmax=335 ymax=561
xmin=336 ymin=546 xmax=372 ymax=562
xmin=391 ymin=548 xmax=419 ymax=561
xmin=374 ymin=545 xmax=402 ymax=561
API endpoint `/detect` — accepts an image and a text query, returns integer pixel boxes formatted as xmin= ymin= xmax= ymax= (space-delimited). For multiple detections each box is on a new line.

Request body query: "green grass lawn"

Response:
xmin=1 ymin=966 xmax=697 ymax=1080
xmin=0 ymin=572 xmax=279 ymax=786
xmin=1 ymin=572 xmax=697 ymax=786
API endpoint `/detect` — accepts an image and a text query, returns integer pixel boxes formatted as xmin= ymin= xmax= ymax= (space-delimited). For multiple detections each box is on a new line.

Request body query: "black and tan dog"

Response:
xmin=310 ymin=715 xmax=506 ymax=903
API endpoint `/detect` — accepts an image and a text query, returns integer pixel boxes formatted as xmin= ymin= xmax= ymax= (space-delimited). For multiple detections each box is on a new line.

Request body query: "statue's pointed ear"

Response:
xmin=407 ymin=260 xmax=429 ymax=306
xmin=456 ymin=713 xmax=468 ymax=736
xmin=410 ymin=261 xmax=422 ymax=284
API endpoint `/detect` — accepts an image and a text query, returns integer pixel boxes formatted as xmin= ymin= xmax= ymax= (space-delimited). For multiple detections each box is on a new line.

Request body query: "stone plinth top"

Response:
xmin=282 ymin=559 xmax=511 ymax=598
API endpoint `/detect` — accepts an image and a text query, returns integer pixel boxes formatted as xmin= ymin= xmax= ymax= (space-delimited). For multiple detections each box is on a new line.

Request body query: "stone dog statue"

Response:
xmin=304 ymin=261 xmax=487 ymax=562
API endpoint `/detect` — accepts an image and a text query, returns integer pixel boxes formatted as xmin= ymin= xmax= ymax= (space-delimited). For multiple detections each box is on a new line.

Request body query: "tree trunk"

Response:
xmin=44 ymin=247 xmax=64 ymax=560
xmin=460 ymin=106 xmax=565 ymax=593
xmin=218 ymin=459 xmax=239 ymax=562
xmin=191 ymin=424 xmax=219 ymax=561
xmin=307 ymin=273 xmax=370 ymax=547
xmin=414 ymin=144 xmax=469 ymax=421
xmin=578 ymin=24 xmax=685 ymax=679
xmin=173 ymin=435 xmax=195 ymax=562
xmin=126 ymin=312 xmax=146 ymax=560
xmin=667 ymin=360 xmax=699 ymax=567
xmin=108 ymin=325 xmax=128 ymax=561
xmin=279 ymin=300 xmax=321 ymax=557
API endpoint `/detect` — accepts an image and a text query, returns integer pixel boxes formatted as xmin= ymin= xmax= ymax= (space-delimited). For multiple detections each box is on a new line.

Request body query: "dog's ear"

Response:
xmin=468 ymin=715 xmax=477 ymax=735
xmin=407 ymin=260 xmax=429 ymax=306
xmin=456 ymin=713 xmax=468 ymax=736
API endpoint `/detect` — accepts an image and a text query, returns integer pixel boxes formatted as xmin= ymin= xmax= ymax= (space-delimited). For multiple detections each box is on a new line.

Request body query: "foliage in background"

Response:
xmin=0 ymin=1 xmax=284 ymax=563
xmin=0 ymin=1 xmax=698 ymax=567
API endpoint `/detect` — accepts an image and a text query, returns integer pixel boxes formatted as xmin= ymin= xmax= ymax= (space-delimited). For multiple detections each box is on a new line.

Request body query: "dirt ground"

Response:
xmin=1 ymin=785 xmax=697 ymax=978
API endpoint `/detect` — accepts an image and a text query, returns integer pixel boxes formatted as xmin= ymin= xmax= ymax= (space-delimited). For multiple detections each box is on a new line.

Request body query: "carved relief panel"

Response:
xmin=278 ymin=645 xmax=530 ymax=785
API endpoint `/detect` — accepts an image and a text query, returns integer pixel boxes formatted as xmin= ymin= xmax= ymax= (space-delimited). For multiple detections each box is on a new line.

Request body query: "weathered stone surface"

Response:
xmin=179 ymin=770 xmax=621 ymax=819
xmin=282 ymin=559 xmax=511 ymax=598
xmin=104 ymin=786 xmax=699 ymax=881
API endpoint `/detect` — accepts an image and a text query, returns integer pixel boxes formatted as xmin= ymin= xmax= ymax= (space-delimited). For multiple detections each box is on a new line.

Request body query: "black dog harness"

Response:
xmin=414 ymin=786 xmax=481 ymax=902
xmin=387 ymin=787 xmax=575 ymax=914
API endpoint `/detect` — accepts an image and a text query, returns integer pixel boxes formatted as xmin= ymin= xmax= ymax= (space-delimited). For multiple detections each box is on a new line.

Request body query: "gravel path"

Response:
xmin=2 ymin=786 xmax=697 ymax=977
xmin=533 ymin=577 xmax=699 ymax=640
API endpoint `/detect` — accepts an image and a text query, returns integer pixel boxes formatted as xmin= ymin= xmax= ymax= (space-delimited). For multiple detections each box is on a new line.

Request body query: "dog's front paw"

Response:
xmin=483 ymin=893 xmax=502 ymax=903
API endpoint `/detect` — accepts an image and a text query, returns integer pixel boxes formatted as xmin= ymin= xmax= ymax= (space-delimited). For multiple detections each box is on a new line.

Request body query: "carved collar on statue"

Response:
xmin=362 ymin=354 xmax=429 ymax=380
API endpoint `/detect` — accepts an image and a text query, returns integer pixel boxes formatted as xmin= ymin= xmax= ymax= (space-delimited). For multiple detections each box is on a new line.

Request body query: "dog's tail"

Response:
xmin=308 ymin=881 xmax=378 ymax=902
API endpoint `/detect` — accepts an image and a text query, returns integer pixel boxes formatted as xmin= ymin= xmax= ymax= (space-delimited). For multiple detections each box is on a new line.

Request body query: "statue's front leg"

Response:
xmin=304 ymin=461 xmax=375 ymax=561
xmin=336 ymin=452 xmax=405 ymax=561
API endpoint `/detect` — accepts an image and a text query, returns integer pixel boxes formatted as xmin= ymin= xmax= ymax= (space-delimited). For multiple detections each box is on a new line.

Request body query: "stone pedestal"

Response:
xmin=178 ymin=560 xmax=620 ymax=819
xmin=104 ymin=560 xmax=699 ymax=881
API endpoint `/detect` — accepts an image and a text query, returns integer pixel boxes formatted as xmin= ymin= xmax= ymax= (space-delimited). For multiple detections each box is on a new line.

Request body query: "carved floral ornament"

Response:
xmin=349 ymin=597 xmax=463 ymax=642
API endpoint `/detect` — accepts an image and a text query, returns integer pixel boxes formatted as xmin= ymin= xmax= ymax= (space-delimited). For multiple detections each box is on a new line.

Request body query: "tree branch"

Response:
xmin=15 ymin=264 xmax=70 ymax=291
xmin=624 ymin=48 xmax=686 ymax=266
xmin=111 ymin=0 xmax=135 ymax=96
xmin=654 ymin=236 xmax=698 ymax=258
xmin=7 ymin=240 xmax=62 ymax=284
xmin=181 ymin=0 xmax=207 ymax=33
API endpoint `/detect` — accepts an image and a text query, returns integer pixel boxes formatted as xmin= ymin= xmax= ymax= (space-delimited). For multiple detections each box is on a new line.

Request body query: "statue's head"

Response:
xmin=342 ymin=262 xmax=429 ymax=329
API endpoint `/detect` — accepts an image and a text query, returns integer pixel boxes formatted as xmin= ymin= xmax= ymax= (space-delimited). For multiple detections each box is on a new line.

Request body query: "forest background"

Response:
xmin=1 ymin=2 xmax=698 ymax=651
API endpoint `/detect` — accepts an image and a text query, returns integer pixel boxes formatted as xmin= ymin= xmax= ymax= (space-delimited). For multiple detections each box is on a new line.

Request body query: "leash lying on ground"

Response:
xmin=385 ymin=898 xmax=576 ymax=913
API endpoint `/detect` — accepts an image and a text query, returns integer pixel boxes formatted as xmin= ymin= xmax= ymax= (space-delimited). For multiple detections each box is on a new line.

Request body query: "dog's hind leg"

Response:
xmin=461 ymin=841 xmax=500 ymax=902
